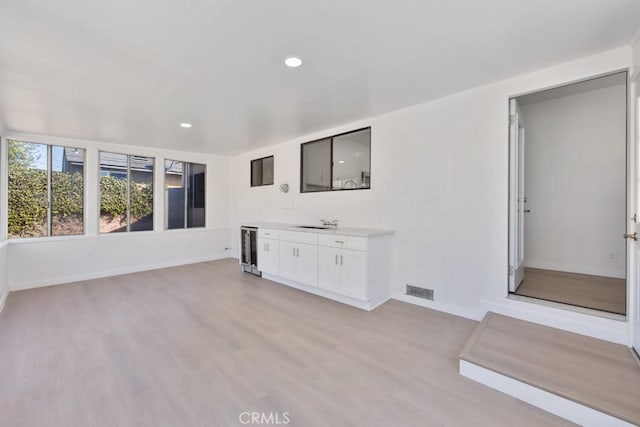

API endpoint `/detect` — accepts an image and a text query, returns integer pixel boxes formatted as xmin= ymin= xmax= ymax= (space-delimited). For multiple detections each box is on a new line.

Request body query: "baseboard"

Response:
xmin=459 ymin=360 xmax=633 ymax=427
xmin=262 ymin=273 xmax=377 ymax=311
xmin=392 ymin=293 xmax=483 ymax=321
xmin=370 ymin=296 xmax=392 ymax=311
xmin=0 ymin=288 xmax=8 ymax=314
xmin=10 ymin=253 xmax=232 ymax=291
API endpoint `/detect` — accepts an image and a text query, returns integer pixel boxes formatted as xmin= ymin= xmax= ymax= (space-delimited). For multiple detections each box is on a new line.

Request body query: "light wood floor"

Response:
xmin=0 ymin=259 xmax=573 ymax=427
xmin=514 ymin=267 xmax=626 ymax=315
xmin=460 ymin=312 xmax=640 ymax=425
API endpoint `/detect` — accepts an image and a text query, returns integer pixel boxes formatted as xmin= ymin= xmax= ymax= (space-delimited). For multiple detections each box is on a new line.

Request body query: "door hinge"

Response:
xmin=633 ymin=213 xmax=637 ymax=223
xmin=509 ymin=114 xmax=515 ymax=126
xmin=508 ymin=266 xmax=514 ymax=276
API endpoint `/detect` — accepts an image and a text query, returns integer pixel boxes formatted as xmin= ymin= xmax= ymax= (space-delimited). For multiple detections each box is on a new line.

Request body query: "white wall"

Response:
xmin=231 ymin=47 xmax=634 ymax=344
xmin=0 ymin=242 xmax=8 ymax=312
xmin=2 ymin=133 xmax=233 ymax=291
xmin=521 ymin=84 xmax=627 ymax=278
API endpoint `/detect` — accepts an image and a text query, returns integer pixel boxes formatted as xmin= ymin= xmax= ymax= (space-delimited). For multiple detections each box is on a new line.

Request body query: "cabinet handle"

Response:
xmin=266 ymin=243 xmax=269 ymax=252
xmin=340 ymin=255 xmax=343 ymax=266
xmin=264 ymin=243 xmax=267 ymax=251
xmin=335 ymin=254 xmax=338 ymax=265
xmin=296 ymin=248 xmax=300 ymax=257
xmin=335 ymin=240 xmax=344 ymax=244
xmin=293 ymin=248 xmax=296 ymax=257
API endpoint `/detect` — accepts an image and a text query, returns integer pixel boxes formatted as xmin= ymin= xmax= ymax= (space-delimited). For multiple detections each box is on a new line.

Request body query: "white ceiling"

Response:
xmin=0 ymin=0 xmax=639 ymax=155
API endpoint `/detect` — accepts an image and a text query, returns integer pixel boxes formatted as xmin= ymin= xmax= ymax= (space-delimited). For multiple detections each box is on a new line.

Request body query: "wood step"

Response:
xmin=459 ymin=312 xmax=640 ymax=426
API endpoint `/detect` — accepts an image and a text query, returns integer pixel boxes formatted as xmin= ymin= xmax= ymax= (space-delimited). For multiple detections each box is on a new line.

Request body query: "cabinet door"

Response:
xmin=318 ymin=246 xmax=341 ymax=293
xmin=279 ymin=241 xmax=298 ymax=282
xmin=258 ymin=238 xmax=279 ymax=275
xmin=338 ymin=249 xmax=367 ymax=300
xmin=296 ymin=242 xmax=318 ymax=287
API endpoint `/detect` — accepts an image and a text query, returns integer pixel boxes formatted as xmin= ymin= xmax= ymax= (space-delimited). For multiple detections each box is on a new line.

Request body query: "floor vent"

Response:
xmin=406 ymin=285 xmax=434 ymax=301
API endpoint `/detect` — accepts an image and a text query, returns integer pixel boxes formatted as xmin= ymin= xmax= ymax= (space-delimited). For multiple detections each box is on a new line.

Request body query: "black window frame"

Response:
xmin=250 ymin=155 xmax=274 ymax=187
xmin=300 ymin=127 xmax=371 ymax=193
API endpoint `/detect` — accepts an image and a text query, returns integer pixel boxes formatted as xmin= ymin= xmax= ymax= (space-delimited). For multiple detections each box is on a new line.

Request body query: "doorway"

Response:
xmin=508 ymin=72 xmax=628 ymax=315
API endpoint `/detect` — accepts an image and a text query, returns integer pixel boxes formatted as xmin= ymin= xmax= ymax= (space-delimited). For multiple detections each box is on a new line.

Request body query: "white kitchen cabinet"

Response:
xmin=337 ymin=248 xmax=367 ymax=300
xmin=319 ymin=246 xmax=367 ymax=301
xmin=258 ymin=237 xmax=279 ymax=275
xmin=255 ymin=225 xmax=392 ymax=311
xmin=279 ymin=240 xmax=318 ymax=287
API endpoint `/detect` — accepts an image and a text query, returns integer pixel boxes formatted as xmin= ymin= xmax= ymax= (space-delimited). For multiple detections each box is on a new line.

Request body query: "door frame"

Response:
xmin=508 ymin=98 xmax=526 ymax=292
xmin=631 ymin=71 xmax=639 ymax=353
xmin=506 ymin=70 xmax=632 ymax=322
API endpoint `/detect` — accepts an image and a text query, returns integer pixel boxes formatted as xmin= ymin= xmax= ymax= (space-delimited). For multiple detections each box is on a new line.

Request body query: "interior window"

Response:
xmin=300 ymin=128 xmax=371 ymax=193
xmin=251 ymin=156 xmax=274 ymax=187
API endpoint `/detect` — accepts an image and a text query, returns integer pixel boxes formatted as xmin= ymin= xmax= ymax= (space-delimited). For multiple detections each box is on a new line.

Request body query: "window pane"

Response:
xmin=262 ymin=156 xmax=274 ymax=185
xmin=187 ymin=163 xmax=206 ymax=228
xmin=301 ymin=139 xmax=331 ymax=192
xmin=8 ymin=140 xmax=48 ymax=238
xmin=130 ymin=156 xmax=154 ymax=232
xmin=332 ymin=128 xmax=371 ymax=190
xmin=165 ymin=160 xmax=185 ymax=229
xmin=251 ymin=159 xmax=262 ymax=186
xmin=99 ymin=152 xmax=128 ymax=233
xmin=51 ymin=146 xmax=84 ymax=236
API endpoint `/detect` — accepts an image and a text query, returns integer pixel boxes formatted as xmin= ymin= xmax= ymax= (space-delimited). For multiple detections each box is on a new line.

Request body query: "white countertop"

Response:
xmin=243 ymin=222 xmax=394 ymax=237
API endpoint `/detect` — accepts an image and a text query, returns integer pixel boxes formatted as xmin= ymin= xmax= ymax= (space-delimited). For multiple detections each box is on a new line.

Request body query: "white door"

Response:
xmin=279 ymin=241 xmax=298 ymax=282
xmin=338 ymin=249 xmax=368 ymax=301
xmin=509 ymin=98 xmax=526 ymax=292
xmin=318 ymin=246 xmax=340 ymax=293
xmin=296 ymin=242 xmax=318 ymax=287
xmin=258 ymin=238 xmax=279 ymax=275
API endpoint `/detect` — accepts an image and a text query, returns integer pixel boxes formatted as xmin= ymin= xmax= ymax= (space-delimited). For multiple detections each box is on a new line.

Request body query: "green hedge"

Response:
xmin=8 ymin=167 xmax=48 ymax=236
xmin=99 ymin=176 xmax=153 ymax=219
xmin=8 ymin=168 xmax=153 ymax=236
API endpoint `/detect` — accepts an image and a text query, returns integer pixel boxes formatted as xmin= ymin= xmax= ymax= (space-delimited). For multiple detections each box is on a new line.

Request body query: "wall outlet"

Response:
xmin=608 ymin=252 xmax=617 ymax=262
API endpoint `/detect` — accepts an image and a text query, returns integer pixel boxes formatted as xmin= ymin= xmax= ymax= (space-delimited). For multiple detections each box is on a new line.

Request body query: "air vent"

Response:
xmin=406 ymin=285 xmax=434 ymax=301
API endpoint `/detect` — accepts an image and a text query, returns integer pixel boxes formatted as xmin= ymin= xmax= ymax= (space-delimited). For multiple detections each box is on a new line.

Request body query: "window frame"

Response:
xmin=299 ymin=126 xmax=371 ymax=193
xmin=164 ymin=159 xmax=207 ymax=230
xmin=98 ymin=151 xmax=155 ymax=234
xmin=250 ymin=155 xmax=274 ymax=187
xmin=7 ymin=140 xmax=86 ymax=239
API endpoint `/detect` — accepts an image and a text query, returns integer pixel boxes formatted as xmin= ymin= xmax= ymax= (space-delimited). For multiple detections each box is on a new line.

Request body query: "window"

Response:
xmin=8 ymin=140 xmax=85 ymax=238
xmin=99 ymin=152 xmax=154 ymax=233
xmin=164 ymin=160 xmax=206 ymax=229
xmin=300 ymin=127 xmax=371 ymax=193
xmin=251 ymin=156 xmax=274 ymax=186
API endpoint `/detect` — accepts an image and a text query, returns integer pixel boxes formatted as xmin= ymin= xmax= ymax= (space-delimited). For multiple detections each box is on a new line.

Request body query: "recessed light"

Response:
xmin=284 ymin=57 xmax=302 ymax=68
xmin=338 ymin=160 xmax=345 ymax=164
xmin=180 ymin=123 xmax=192 ymax=128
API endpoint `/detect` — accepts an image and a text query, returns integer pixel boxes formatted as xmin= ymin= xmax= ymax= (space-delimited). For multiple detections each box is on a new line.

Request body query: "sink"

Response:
xmin=295 ymin=225 xmax=332 ymax=230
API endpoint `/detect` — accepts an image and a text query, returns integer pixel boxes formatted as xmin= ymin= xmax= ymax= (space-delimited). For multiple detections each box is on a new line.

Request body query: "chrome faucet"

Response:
xmin=321 ymin=219 xmax=339 ymax=227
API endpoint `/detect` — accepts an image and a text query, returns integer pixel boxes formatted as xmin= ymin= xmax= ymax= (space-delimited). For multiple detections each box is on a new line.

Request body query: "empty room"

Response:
xmin=1 ymin=1 xmax=640 ymax=426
